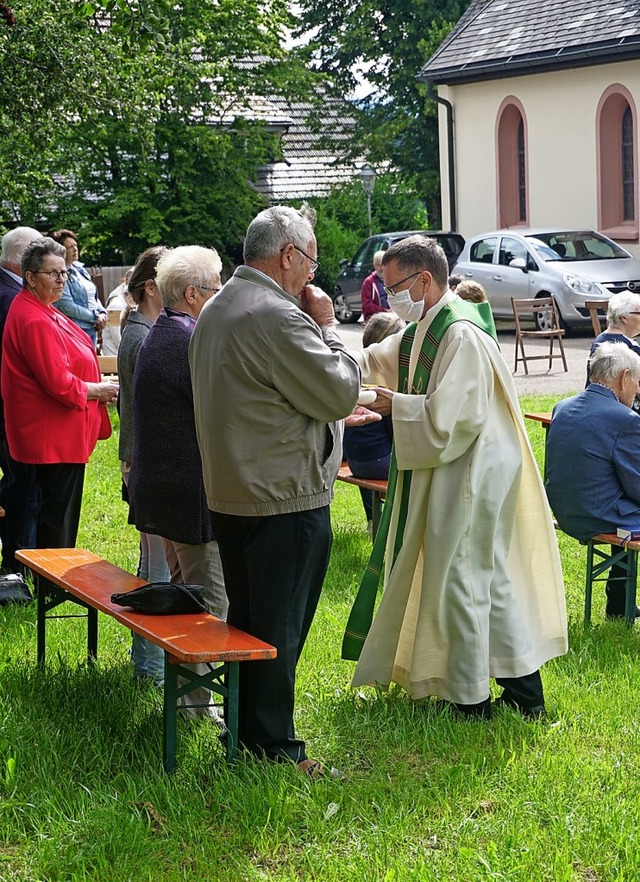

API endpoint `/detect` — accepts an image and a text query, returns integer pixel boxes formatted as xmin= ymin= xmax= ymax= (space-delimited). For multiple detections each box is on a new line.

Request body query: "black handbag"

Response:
xmin=111 ymin=582 xmax=208 ymax=615
xmin=0 ymin=573 xmax=33 ymax=606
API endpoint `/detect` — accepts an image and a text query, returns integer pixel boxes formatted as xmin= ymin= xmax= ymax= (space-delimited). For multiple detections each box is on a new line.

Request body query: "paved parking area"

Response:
xmin=336 ymin=319 xmax=592 ymax=398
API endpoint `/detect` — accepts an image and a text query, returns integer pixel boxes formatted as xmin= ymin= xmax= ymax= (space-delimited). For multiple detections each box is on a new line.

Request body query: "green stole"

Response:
xmin=341 ymin=298 xmax=497 ymax=661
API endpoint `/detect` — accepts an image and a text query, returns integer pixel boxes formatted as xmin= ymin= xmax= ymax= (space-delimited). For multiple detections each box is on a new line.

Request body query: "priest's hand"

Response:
xmin=368 ymin=387 xmax=393 ymax=416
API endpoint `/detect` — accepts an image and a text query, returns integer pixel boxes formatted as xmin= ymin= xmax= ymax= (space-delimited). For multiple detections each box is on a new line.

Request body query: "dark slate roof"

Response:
xmin=420 ymin=0 xmax=640 ymax=85
xmin=203 ymin=56 xmax=360 ymax=201
xmin=254 ymin=97 xmax=359 ymax=201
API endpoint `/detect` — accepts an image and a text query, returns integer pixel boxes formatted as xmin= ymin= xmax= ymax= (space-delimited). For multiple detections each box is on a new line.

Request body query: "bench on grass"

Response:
xmin=15 ymin=548 xmax=277 ymax=772
xmin=336 ymin=462 xmax=388 ymax=537
xmin=551 ymin=531 xmax=639 ymax=627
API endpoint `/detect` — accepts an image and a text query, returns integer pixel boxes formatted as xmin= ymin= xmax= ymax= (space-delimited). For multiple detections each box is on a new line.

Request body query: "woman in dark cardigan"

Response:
xmin=128 ymin=245 xmax=228 ymax=719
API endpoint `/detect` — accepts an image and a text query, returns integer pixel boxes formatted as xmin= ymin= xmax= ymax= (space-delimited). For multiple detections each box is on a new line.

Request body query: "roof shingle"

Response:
xmin=421 ymin=0 xmax=640 ymax=84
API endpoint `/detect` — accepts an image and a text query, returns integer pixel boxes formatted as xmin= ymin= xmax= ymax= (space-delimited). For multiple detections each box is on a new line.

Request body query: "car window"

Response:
xmin=352 ymin=238 xmax=382 ymax=270
xmin=528 ymin=231 xmax=630 ymax=261
xmin=470 ymin=237 xmax=497 ymax=264
xmin=498 ymin=236 xmax=528 ymax=267
xmin=434 ymin=235 xmax=465 ymax=261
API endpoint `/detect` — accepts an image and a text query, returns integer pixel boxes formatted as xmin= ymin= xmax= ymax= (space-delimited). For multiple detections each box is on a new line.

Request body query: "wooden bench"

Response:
xmin=582 ymin=533 xmax=639 ymax=626
xmin=337 ymin=463 xmax=388 ymax=537
xmin=524 ymin=411 xmax=552 ymax=479
xmin=15 ymin=548 xmax=276 ymax=772
xmin=551 ymin=528 xmax=639 ymax=627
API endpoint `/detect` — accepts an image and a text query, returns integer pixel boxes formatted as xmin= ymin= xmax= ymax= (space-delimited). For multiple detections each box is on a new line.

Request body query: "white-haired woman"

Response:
xmin=128 ymin=245 xmax=228 ymax=718
xmin=588 ymin=290 xmax=640 ymax=410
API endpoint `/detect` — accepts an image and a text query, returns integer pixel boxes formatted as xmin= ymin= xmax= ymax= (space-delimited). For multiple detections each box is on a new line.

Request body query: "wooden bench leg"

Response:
xmin=585 ymin=541 xmax=637 ymax=627
xmin=35 ymin=573 xmax=98 ymax=664
xmin=624 ymin=548 xmax=638 ymax=627
xmin=226 ymin=662 xmax=239 ymax=764
xmin=584 ymin=540 xmax=595 ymax=626
xmin=87 ymin=608 xmax=98 ymax=662
xmin=163 ymin=654 xmax=178 ymax=773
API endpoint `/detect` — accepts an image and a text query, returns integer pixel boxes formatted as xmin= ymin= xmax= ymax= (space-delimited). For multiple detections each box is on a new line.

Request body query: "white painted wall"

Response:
xmin=437 ymin=60 xmax=640 ymax=256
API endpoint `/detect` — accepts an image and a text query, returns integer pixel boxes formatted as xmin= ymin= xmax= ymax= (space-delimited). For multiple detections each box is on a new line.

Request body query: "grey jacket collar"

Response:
xmin=234 ymin=265 xmax=299 ymax=307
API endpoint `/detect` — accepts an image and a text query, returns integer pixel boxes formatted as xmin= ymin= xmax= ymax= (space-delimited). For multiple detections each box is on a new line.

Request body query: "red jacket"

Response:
xmin=1 ymin=288 xmax=108 ymax=464
xmin=361 ymin=271 xmax=389 ymax=321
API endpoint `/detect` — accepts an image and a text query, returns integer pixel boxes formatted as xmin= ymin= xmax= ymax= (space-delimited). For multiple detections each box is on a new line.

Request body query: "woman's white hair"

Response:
xmin=589 ymin=340 xmax=640 ymax=383
xmin=606 ymin=290 xmax=640 ymax=327
xmin=155 ymin=246 xmax=222 ymax=309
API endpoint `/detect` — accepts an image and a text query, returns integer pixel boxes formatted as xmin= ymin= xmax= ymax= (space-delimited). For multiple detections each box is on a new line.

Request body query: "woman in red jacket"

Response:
xmin=1 ymin=237 xmax=118 ymax=549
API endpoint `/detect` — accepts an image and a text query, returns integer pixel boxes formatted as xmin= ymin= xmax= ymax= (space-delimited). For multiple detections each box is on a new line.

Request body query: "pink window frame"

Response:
xmin=596 ymin=84 xmax=638 ymax=242
xmin=495 ymin=96 xmax=529 ymax=229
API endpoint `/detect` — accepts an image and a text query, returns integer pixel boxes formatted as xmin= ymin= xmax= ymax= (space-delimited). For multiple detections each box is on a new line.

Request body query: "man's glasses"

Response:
xmin=35 ymin=270 xmax=68 ymax=280
xmin=293 ymin=245 xmax=319 ymax=273
xmin=195 ymin=284 xmax=221 ymax=295
xmin=383 ymin=271 xmax=421 ymax=299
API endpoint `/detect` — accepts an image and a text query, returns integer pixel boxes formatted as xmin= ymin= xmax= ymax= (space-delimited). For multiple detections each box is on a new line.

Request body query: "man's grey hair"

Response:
xmin=606 ymin=290 xmax=640 ymax=327
xmin=21 ymin=237 xmax=65 ymax=278
xmin=156 ymin=245 xmax=223 ymax=309
xmin=589 ymin=340 xmax=640 ymax=383
xmin=243 ymin=205 xmax=316 ymax=263
xmin=2 ymin=226 xmax=42 ymax=265
xmin=382 ymin=235 xmax=449 ymax=289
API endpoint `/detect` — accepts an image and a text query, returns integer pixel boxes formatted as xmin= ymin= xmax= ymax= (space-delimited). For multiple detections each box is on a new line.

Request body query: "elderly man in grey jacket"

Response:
xmin=190 ymin=205 xmax=361 ymax=776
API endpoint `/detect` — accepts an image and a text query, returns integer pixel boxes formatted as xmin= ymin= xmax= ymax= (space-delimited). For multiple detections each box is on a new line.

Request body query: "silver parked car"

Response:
xmin=453 ymin=228 xmax=640 ymax=330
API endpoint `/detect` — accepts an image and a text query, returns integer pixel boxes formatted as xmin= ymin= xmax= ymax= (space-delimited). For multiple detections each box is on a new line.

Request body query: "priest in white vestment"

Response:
xmin=348 ymin=236 xmax=567 ymax=719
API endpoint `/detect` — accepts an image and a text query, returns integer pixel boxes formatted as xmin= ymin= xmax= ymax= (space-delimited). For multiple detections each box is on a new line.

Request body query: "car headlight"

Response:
xmin=562 ymin=273 xmax=604 ymax=295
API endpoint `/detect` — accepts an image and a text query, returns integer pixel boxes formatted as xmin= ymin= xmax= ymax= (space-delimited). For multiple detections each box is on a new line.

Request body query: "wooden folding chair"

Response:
xmin=511 ymin=296 xmax=568 ymax=375
xmin=584 ymin=300 xmax=608 ymax=337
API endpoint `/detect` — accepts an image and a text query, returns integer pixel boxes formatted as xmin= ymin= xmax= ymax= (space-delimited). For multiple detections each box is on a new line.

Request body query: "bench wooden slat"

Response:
xmin=16 ymin=548 xmax=276 ymax=665
xmin=337 ymin=463 xmax=388 ymax=496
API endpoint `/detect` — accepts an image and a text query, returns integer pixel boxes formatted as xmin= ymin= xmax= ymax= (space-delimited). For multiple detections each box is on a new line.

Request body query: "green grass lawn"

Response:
xmin=1 ymin=398 xmax=639 ymax=882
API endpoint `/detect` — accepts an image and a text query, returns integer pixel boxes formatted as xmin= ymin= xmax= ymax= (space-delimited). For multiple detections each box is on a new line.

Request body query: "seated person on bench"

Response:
xmin=545 ymin=341 xmax=640 ymax=619
xmin=343 ymin=312 xmax=404 ymax=529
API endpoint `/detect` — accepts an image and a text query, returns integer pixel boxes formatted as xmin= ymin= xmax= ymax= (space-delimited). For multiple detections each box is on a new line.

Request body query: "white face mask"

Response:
xmin=387 ymin=277 xmax=424 ymax=322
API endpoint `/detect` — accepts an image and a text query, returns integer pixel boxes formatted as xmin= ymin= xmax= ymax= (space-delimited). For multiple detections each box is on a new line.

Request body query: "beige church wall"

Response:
xmin=437 ymin=61 xmax=640 ymax=257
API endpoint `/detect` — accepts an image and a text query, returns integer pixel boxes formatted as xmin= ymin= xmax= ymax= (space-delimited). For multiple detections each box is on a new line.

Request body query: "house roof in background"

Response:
xmin=420 ymin=0 xmax=640 ymax=85
xmin=254 ymin=96 xmax=359 ymax=201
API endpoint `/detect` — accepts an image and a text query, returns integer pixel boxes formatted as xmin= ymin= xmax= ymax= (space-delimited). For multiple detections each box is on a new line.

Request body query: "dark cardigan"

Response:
xmin=128 ymin=313 xmax=214 ymax=545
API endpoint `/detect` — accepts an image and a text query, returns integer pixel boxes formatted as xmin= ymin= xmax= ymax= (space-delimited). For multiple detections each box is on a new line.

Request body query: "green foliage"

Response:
xmin=302 ymin=175 xmax=429 ymax=291
xmin=0 ymin=0 xmax=315 ymax=263
xmin=294 ymin=0 xmax=474 ymax=224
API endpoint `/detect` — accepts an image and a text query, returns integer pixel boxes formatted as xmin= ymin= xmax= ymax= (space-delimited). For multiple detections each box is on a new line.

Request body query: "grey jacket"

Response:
xmin=117 ymin=310 xmax=153 ymax=462
xmin=189 ymin=266 xmax=361 ymax=516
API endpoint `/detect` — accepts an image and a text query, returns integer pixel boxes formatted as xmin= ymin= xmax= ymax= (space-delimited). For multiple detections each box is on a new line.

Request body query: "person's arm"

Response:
xmin=20 ymin=319 xmax=100 ymax=410
xmin=270 ymin=291 xmax=361 ymax=422
xmin=613 ymin=419 xmax=640 ymax=504
xmin=361 ymin=275 xmax=375 ymax=321
xmin=55 ymin=280 xmax=101 ymax=326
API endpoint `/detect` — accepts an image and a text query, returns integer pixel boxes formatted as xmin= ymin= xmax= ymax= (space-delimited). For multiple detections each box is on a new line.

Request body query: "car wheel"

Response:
xmin=333 ymin=292 xmax=360 ymax=324
xmin=534 ymin=295 xmax=568 ymax=332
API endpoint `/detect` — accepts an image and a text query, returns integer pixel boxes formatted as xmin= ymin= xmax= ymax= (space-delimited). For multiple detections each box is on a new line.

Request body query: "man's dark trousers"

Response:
xmin=211 ymin=506 xmax=332 ymax=763
xmin=0 ymin=428 xmax=37 ymax=573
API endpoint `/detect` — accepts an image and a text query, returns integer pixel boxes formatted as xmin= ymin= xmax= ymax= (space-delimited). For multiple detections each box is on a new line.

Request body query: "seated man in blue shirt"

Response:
xmin=546 ymin=341 xmax=640 ymax=619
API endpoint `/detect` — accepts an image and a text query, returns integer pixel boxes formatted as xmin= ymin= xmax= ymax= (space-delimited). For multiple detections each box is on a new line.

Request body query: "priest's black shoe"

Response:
xmin=433 ymin=697 xmax=492 ymax=720
xmin=493 ymin=694 xmax=546 ymax=720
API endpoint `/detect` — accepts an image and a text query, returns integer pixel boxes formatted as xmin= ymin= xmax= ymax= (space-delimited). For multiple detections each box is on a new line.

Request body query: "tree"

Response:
xmin=302 ymin=175 xmax=428 ymax=292
xmin=0 ymin=0 xmax=316 ymax=263
xmin=294 ymin=1 xmax=473 ymax=226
